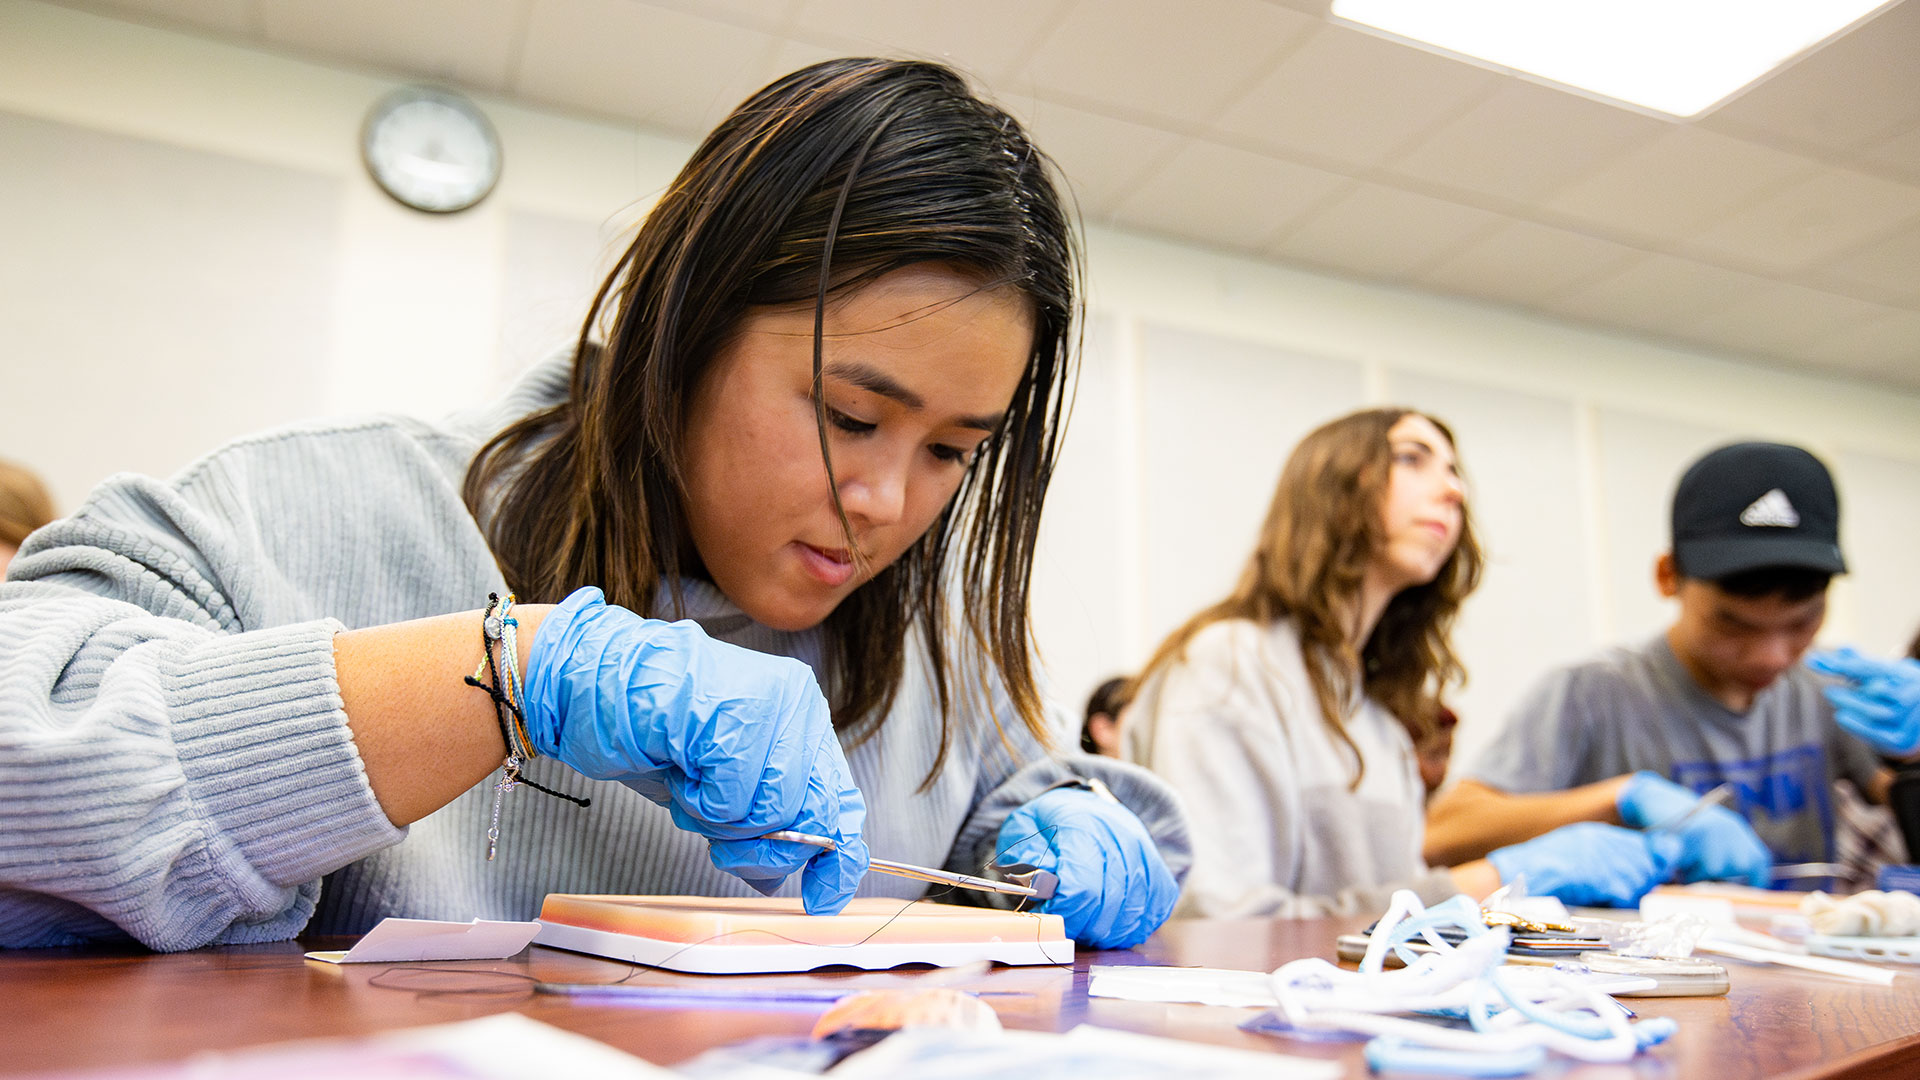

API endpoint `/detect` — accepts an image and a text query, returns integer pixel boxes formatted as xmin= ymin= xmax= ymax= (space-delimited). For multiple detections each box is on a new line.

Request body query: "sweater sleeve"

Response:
xmin=940 ymin=670 xmax=1193 ymax=904
xmin=0 ymin=468 xmax=404 ymax=951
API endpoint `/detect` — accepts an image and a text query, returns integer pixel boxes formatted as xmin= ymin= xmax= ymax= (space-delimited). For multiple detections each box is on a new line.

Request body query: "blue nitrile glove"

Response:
xmin=523 ymin=587 xmax=868 ymax=914
xmin=1487 ymin=822 xmax=1682 ymax=907
xmin=995 ymin=785 xmax=1177 ymax=950
xmin=1808 ymin=647 xmax=1920 ymax=757
xmin=1615 ymin=771 xmax=1772 ymax=887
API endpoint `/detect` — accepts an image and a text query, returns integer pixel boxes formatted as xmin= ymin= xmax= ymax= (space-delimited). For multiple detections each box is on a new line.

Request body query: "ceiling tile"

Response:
xmin=1018 ymin=0 xmax=1317 ymax=126
xmin=1799 ymin=309 xmax=1920 ymax=385
xmin=1110 ymin=139 xmax=1349 ymax=253
xmin=258 ymin=0 xmax=522 ymax=91
xmin=1266 ymin=181 xmax=1502 ymax=280
xmin=515 ymin=0 xmax=777 ymax=133
xmin=1016 ymin=98 xmax=1185 ymax=219
xmin=787 ymin=0 xmax=1072 ymax=85
xmin=50 ymin=0 xmax=257 ymax=38
xmin=1414 ymin=219 xmax=1643 ymax=305
xmin=1543 ymin=128 xmax=1818 ymax=246
xmin=1681 ymin=166 xmax=1920 ymax=273
xmin=1542 ymin=255 xmax=1770 ymax=336
xmin=1702 ymin=0 xmax=1920 ymax=154
xmin=640 ymin=0 xmax=798 ymax=31
xmin=1387 ymin=79 xmax=1667 ymax=205
xmin=1813 ymin=218 xmax=1920 ymax=304
xmin=734 ymin=37 xmax=854 ymax=107
xmin=1212 ymin=22 xmax=1498 ymax=169
xmin=1860 ymin=124 xmax=1920 ymax=185
xmin=1675 ymin=282 xmax=1891 ymax=356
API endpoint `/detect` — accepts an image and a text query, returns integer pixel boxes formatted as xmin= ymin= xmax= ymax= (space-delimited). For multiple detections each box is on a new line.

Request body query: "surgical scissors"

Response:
xmin=759 ymin=830 xmax=1057 ymax=901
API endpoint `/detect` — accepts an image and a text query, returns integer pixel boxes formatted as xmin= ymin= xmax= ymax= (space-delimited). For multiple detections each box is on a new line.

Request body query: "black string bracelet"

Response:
xmin=469 ymin=593 xmax=588 ymax=862
xmin=463 ymin=670 xmax=590 ymax=807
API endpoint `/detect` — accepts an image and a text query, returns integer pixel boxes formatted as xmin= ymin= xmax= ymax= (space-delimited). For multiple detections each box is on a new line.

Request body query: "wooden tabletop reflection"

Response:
xmin=10 ymin=915 xmax=1920 ymax=1078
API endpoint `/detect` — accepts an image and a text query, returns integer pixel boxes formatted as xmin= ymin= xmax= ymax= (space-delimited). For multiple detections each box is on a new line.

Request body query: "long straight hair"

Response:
xmin=1132 ymin=409 xmax=1483 ymax=784
xmin=464 ymin=59 xmax=1079 ymax=778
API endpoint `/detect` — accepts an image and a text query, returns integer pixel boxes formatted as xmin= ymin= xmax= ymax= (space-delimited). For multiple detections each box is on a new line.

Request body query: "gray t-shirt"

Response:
xmin=1469 ymin=635 xmax=1882 ymax=865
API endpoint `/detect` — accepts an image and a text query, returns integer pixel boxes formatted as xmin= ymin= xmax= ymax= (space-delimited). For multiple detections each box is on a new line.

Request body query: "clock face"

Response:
xmin=361 ymin=87 xmax=502 ymax=214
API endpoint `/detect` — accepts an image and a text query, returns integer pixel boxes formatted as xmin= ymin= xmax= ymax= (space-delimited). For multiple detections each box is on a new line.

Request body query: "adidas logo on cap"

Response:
xmin=1739 ymin=488 xmax=1800 ymax=528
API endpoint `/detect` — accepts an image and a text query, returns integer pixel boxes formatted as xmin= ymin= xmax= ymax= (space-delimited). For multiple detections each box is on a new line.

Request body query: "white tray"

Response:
xmin=533 ymin=917 xmax=1074 ymax=974
xmin=1806 ymin=934 xmax=1920 ymax=965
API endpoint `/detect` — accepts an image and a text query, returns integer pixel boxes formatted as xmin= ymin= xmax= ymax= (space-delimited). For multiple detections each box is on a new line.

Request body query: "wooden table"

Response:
xmin=10 ymin=915 xmax=1920 ymax=1078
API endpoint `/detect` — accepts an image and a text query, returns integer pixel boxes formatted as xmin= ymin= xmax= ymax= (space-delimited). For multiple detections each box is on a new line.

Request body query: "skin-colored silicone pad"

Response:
xmin=537 ymin=894 xmax=1066 ymax=946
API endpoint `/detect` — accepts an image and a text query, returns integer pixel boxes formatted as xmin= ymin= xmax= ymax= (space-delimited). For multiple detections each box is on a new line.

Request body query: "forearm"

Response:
xmin=334 ymin=604 xmax=551 ymax=826
xmin=1868 ymin=765 xmax=1895 ymax=805
xmin=1423 ymin=777 xmax=1630 ymax=866
xmin=1447 ymin=859 xmax=1502 ymax=898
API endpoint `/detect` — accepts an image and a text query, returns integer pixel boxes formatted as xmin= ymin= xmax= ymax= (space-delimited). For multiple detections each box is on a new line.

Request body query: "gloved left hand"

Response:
xmin=523 ymin=587 xmax=868 ymax=914
xmin=1808 ymin=647 xmax=1920 ymax=757
xmin=1616 ymin=771 xmax=1772 ymax=887
xmin=995 ymin=785 xmax=1177 ymax=950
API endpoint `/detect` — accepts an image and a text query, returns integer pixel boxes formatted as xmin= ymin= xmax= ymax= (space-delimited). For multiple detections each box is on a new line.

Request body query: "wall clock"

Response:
xmin=361 ymin=86 xmax=501 ymax=214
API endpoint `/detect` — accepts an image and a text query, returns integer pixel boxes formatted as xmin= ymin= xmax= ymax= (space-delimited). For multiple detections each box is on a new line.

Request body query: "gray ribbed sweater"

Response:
xmin=0 ymin=358 xmax=1190 ymax=951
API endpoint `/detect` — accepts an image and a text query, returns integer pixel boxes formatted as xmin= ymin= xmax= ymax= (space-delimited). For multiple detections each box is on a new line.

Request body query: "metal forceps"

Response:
xmin=1650 ymin=782 xmax=1736 ymax=832
xmin=760 ymin=830 xmax=1058 ymax=901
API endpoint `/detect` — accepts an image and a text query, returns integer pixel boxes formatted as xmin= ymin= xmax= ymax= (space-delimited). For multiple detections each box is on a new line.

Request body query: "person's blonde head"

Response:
xmin=1134 ymin=408 xmax=1483 ymax=782
xmin=0 ymin=459 xmax=55 ymax=549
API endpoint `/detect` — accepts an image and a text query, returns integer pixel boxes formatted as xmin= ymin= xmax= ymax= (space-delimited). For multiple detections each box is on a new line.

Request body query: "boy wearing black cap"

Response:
xmin=1425 ymin=442 xmax=1889 ymax=885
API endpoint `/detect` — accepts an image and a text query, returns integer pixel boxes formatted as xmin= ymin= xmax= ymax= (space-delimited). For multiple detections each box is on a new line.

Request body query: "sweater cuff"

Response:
xmin=165 ymin=620 xmax=404 ymax=888
xmin=1411 ymin=865 xmax=1464 ymax=907
xmin=950 ymin=753 xmax=1194 ymax=890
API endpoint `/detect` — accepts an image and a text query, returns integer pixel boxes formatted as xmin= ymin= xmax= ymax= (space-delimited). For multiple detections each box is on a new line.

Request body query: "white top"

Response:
xmin=1123 ymin=617 xmax=1455 ymax=918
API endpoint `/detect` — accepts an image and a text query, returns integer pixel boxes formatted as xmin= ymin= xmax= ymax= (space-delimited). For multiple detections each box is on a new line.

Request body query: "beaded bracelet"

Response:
xmin=465 ymin=592 xmax=589 ymax=862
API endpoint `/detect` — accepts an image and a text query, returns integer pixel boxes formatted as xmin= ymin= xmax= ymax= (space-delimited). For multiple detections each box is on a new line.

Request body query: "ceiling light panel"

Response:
xmin=1331 ymin=0 xmax=1895 ymax=117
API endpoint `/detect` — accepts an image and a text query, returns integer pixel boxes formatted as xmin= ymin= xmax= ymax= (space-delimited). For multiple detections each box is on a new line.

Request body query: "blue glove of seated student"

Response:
xmin=995 ymin=785 xmax=1178 ymax=950
xmin=1615 ymin=771 xmax=1772 ymax=887
xmin=1487 ymin=823 xmax=1682 ymax=907
xmin=1807 ymin=647 xmax=1920 ymax=757
xmin=523 ymin=587 xmax=868 ymax=914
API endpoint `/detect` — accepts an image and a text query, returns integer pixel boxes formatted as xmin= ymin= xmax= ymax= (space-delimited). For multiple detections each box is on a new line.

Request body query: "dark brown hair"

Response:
xmin=464 ymin=59 xmax=1078 ymax=776
xmin=1080 ymin=675 xmax=1133 ymax=754
xmin=1130 ymin=409 xmax=1483 ymax=785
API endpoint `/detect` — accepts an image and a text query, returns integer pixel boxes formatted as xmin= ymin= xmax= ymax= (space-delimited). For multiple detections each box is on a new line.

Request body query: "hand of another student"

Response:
xmin=1487 ymin=823 xmax=1682 ymax=907
xmin=1808 ymin=647 xmax=1920 ymax=757
xmin=996 ymin=785 xmax=1177 ymax=950
xmin=523 ymin=586 xmax=869 ymax=914
xmin=1615 ymin=771 xmax=1772 ymax=887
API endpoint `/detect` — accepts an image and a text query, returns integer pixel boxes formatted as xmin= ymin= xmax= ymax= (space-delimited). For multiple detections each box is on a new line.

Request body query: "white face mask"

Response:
xmin=1254 ymin=891 xmax=1675 ymax=1072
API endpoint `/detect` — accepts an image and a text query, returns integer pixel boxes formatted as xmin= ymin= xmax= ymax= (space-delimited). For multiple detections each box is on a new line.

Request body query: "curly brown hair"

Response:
xmin=1131 ymin=408 xmax=1483 ymax=786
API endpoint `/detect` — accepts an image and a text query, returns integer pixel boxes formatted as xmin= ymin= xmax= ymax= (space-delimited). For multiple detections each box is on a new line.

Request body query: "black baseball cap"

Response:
xmin=1671 ymin=441 xmax=1845 ymax=580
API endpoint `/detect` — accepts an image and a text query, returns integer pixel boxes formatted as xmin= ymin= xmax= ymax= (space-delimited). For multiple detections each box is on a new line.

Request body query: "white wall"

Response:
xmin=5 ymin=1 xmax=1920 ymax=780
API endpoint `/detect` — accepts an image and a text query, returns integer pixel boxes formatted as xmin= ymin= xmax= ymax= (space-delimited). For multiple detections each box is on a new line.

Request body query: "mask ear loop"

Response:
xmin=1273 ymin=889 xmax=1661 ymax=1065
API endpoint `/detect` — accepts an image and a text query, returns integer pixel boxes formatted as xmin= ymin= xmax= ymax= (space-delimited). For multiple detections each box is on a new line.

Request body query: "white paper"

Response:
xmin=821 ymin=1023 xmax=1344 ymax=1080
xmin=1087 ymin=962 xmax=1654 ymax=1008
xmin=1086 ymin=964 xmax=1278 ymax=1007
xmin=1639 ymin=891 xmax=1737 ymax=926
xmin=304 ymin=917 xmax=541 ymax=963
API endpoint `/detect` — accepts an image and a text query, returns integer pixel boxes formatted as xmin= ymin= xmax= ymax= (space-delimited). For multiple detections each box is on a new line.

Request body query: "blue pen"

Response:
xmin=535 ymin=981 xmax=851 ymax=1006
